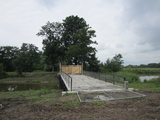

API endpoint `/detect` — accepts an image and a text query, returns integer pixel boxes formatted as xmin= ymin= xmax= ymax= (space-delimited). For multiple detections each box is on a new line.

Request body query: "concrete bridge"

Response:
xmin=60 ymin=71 xmax=127 ymax=93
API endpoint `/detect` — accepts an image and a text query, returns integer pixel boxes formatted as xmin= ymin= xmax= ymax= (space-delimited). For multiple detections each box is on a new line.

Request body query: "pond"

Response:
xmin=139 ymin=76 xmax=159 ymax=82
xmin=0 ymin=83 xmax=60 ymax=92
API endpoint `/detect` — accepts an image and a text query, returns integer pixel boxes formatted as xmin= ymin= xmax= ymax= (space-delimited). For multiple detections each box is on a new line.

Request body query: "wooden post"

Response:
xmin=59 ymin=63 xmax=61 ymax=75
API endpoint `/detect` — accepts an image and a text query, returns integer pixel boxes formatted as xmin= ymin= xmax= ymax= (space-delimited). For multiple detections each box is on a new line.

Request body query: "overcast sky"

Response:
xmin=0 ymin=0 xmax=160 ymax=66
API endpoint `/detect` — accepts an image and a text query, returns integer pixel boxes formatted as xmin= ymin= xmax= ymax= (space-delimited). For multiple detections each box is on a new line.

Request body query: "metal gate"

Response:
xmin=60 ymin=63 xmax=83 ymax=74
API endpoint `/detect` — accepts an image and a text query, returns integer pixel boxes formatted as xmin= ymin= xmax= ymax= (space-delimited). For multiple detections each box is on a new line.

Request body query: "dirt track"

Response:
xmin=0 ymin=92 xmax=160 ymax=120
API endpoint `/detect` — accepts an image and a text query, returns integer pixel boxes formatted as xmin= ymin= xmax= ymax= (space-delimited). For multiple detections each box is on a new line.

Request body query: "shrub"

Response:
xmin=0 ymin=63 xmax=8 ymax=79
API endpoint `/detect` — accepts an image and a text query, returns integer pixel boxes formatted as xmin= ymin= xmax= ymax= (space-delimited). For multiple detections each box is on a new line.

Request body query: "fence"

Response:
xmin=83 ymin=71 xmax=126 ymax=87
xmin=61 ymin=71 xmax=72 ymax=91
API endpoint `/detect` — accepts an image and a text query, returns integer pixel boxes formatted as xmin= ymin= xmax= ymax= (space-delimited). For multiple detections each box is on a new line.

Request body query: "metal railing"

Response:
xmin=61 ymin=71 xmax=72 ymax=91
xmin=83 ymin=71 xmax=126 ymax=87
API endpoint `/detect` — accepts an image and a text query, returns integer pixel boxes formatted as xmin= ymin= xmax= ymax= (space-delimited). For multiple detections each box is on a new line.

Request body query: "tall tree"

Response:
xmin=37 ymin=22 xmax=64 ymax=73
xmin=62 ymin=15 xmax=98 ymax=66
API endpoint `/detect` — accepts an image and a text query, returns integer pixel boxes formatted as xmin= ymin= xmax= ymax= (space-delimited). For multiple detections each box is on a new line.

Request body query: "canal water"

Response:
xmin=0 ymin=83 xmax=60 ymax=92
xmin=139 ymin=76 xmax=159 ymax=82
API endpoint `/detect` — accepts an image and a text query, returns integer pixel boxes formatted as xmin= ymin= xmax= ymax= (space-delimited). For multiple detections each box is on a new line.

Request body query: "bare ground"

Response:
xmin=0 ymin=92 xmax=160 ymax=120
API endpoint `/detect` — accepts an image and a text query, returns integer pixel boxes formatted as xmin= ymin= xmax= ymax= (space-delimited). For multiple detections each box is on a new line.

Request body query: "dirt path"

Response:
xmin=0 ymin=92 xmax=160 ymax=120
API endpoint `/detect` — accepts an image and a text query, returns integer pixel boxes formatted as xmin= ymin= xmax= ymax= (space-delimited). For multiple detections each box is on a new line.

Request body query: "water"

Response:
xmin=0 ymin=83 xmax=59 ymax=92
xmin=139 ymin=76 xmax=159 ymax=82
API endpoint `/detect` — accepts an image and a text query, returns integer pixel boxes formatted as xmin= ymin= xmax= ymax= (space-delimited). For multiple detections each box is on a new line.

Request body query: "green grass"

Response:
xmin=115 ymin=72 xmax=140 ymax=83
xmin=121 ymin=68 xmax=160 ymax=75
xmin=114 ymin=70 xmax=160 ymax=92
xmin=5 ymin=72 xmax=26 ymax=78
xmin=0 ymin=88 xmax=61 ymax=103
xmin=0 ymin=71 xmax=59 ymax=83
xmin=92 ymin=101 xmax=106 ymax=106
xmin=129 ymin=77 xmax=160 ymax=92
xmin=123 ymin=68 xmax=160 ymax=70
xmin=33 ymin=71 xmax=58 ymax=74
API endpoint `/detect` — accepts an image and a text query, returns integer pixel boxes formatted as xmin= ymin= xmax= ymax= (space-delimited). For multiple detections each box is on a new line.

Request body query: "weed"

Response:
xmin=64 ymin=92 xmax=75 ymax=96
xmin=104 ymin=111 xmax=107 ymax=114
xmin=41 ymin=73 xmax=45 ymax=76
xmin=38 ymin=91 xmax=42 ymax=97
xmin=93 ymin=101 xmax=101 ymax=106
xmin=85 ymin=115 xmax=94 ymax=120
xmin=68 ymin=100 xmax=80 ymax=106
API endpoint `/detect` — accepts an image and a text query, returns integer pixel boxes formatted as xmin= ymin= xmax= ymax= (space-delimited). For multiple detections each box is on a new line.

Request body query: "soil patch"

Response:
xmin=0 ymin=92 xmax=160 ymax=120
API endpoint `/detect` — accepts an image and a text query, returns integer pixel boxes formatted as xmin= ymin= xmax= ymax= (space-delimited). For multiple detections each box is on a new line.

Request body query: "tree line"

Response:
xmin=126 ymin=63 xmax=160 ymax=68
xmin=0 ymin=15 xmax=124 ymax=77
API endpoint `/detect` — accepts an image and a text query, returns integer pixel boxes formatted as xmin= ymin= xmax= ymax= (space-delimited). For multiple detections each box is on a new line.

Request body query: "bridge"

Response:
xmin=59 ymin=64 xmax=127 ymax=92
xmin=58 ymin=64 xmax=145 ymax=102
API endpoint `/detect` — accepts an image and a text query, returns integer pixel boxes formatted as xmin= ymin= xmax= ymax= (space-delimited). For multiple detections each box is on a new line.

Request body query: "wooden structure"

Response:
xmin=59 ymin=63 xmax=83 ymax=75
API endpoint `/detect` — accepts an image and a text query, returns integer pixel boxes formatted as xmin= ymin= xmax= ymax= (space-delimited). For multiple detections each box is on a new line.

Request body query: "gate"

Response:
xmin=60 ymin=63 xmax=83 ymax=74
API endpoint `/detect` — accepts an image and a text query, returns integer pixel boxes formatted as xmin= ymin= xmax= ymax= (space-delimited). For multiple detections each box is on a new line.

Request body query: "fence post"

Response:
xmin=124 ymin=81 xmax=128 ymax=90
xmin=113 ymin=75 xmax=115 ymax=85
xmin=124 ymin=77 xmax=126 ymax=87
xmin=81 ymin=63 xmax=83 ymax=75
xmin=59 ymin=63 xmax=61 ymax=75
xmin=71 ymin=78 xmax=72 ymax=91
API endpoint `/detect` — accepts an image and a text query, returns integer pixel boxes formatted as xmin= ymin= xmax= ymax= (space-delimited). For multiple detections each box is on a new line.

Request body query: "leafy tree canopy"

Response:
xmin=14 ymin=43 xmax=39 ymax=75
xmin=62 ymin=15 xmax=98 ymax=66
xmin=104 ymin=54 xmax=124 ymax=72
xmin=0 ymin=46 xmax=19 ymax=71
xmin=37 ymin=15 xmax=99 ymax=72
xmin=37 ymin=22 xmax=65 ymax=72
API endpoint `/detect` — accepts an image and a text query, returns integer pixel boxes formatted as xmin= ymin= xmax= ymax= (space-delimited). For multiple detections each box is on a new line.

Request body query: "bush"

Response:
xmin=104 ymin=54 xmax=123 ymax=72
xmin=0 ymin=63 xmax=8 ymax=79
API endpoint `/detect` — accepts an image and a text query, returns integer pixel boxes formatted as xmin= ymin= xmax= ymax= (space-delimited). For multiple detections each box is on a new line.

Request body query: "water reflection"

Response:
xmin=139 ymin=76 xmax=159 ymax=82
xmin=0 ymin=83 xmax=59 ymax=92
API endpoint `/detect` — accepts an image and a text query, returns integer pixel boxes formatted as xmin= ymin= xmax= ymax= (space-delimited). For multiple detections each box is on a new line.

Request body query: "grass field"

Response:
xmin=121 ymin=68 xmax=160 ymax=74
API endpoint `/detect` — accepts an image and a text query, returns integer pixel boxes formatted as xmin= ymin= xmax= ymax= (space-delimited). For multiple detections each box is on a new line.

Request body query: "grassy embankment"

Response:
xmin=0 ymin=71 xmax=80 ymax=106
xmin=115 ymin=68 xmax=160 ymax=92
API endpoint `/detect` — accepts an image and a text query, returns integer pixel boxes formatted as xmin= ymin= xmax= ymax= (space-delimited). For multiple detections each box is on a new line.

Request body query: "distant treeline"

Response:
xmin=0 ymin=44 xmax=43 ymax=73
xmin=125 ymin=63 xmax=160 ymax=68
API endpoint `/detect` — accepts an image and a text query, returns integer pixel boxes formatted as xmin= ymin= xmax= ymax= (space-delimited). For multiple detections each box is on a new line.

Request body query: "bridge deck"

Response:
xmin=68 ymin=75 xmax=124 ymax=91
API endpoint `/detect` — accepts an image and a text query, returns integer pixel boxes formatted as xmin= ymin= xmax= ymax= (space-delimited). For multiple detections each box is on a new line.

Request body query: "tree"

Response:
xmin=104 ymin=54 xmax=124 ymax=72
xmin=87 ymin=53 xmax=100 ymax=72
xmin=37 ymin=22 xmax=65 ymax=73
xmin=37 ymin=15 xmax=99 ymax=72
xmin=14 ymin=43 xmax=39 ymax=75
xmin=62 ymin=15 xmax=98 ymax=67
xmin=0 ymin=63 xmax=7 ymax=79
xmin=0 ymin=46 xmax=19 ymax=71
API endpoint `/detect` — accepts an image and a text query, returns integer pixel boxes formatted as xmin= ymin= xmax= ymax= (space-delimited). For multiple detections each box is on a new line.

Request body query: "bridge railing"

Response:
xmin=83 ymin=71 xmax=126 ymax=87
xmin=61 ymin=71 xmax=72 ymax=91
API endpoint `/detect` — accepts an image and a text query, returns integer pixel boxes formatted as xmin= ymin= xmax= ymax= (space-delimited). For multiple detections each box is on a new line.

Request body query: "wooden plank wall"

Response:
xmin=60 ymin=64 xmax=83 ymax=74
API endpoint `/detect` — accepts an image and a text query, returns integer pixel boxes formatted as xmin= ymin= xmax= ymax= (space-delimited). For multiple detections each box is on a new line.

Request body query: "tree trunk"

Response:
xmin=74 ymin=57 xmax=78 ymax=65
xmin=52 ymin=66 xmax=54 ymax=73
